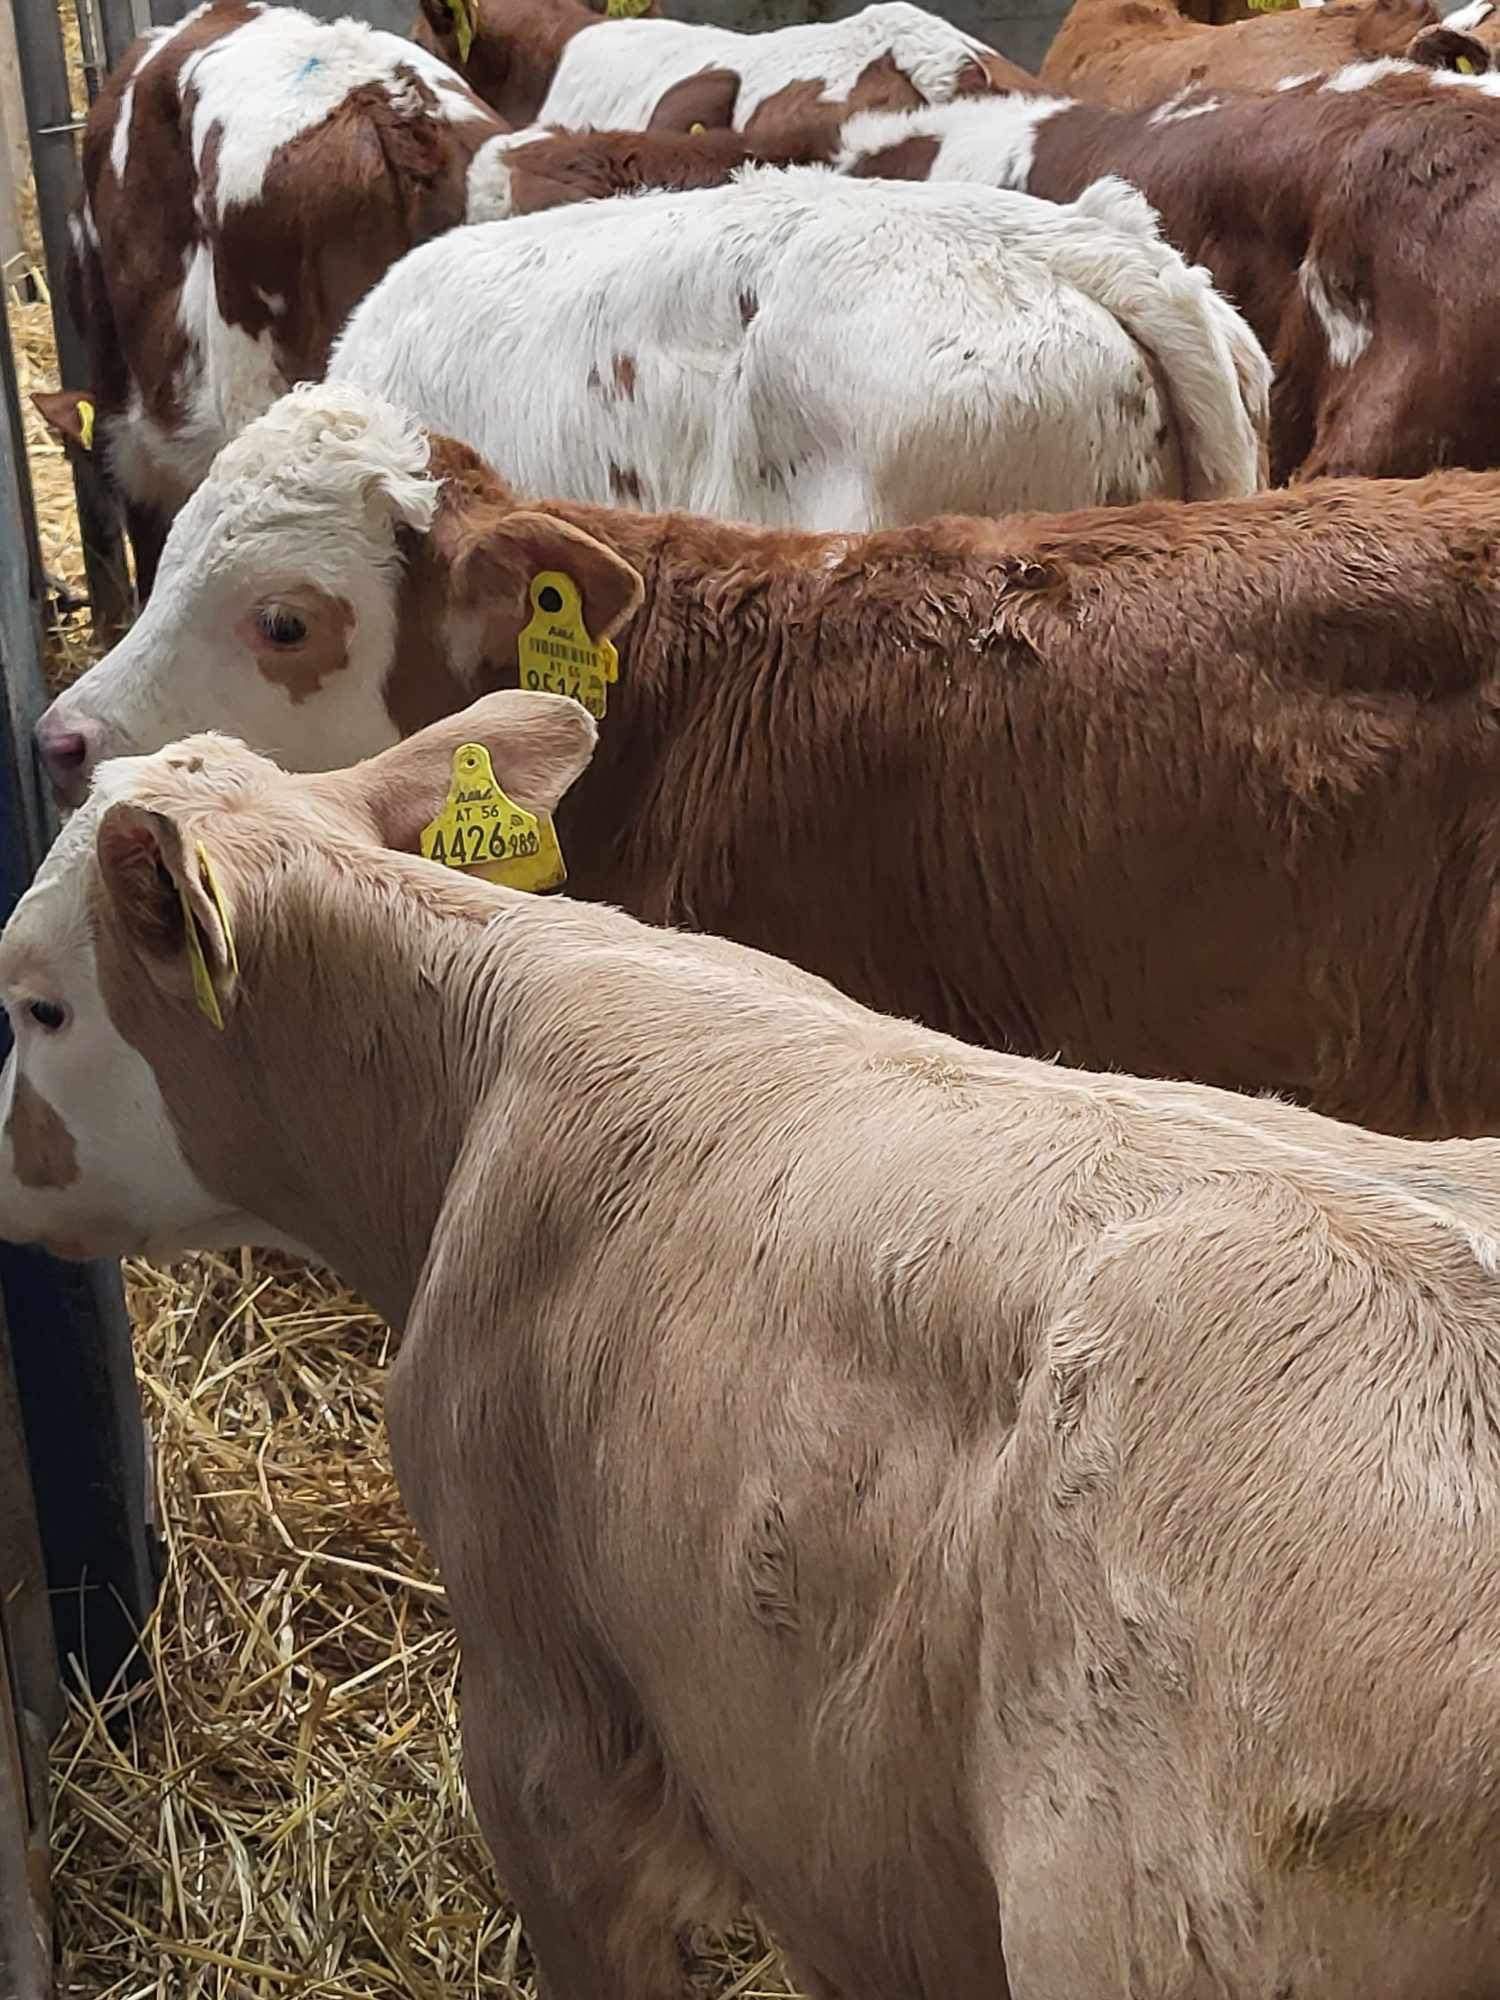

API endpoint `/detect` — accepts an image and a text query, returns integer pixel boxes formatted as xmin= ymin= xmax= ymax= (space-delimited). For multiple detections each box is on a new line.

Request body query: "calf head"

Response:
xmin=413 ymin=0 xmax=660 ymax=123
xmin=0 ymin=691 xmax=595 ymax=1272
xmin=37 ymin=384 xmax=642 ymax=804
xmin=1403 ymin=21 xmax=1491 ymax=67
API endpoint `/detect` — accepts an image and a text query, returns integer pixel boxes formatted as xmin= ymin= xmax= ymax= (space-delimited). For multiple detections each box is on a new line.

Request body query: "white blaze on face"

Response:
xmin=0 ymin=780 xmax=229 ymax=1261
xmin=37 ymin=385 xmax=440 ymax=787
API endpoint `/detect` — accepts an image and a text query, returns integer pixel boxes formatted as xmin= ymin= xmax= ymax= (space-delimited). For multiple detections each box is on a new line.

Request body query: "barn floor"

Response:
xmin=7 ymin=167 xmax=804 ymax=2000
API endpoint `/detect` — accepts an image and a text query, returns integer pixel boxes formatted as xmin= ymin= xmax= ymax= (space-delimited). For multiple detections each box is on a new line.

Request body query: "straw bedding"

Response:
xmin=8 ymin=39 xmax=804 ymax=1995
xmin=51 ymin=1256 xmax=804 ymax=1998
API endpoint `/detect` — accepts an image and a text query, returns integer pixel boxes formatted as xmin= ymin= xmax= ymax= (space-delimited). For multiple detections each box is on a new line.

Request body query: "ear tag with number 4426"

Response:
xmin=419 ymin=742 xmax=566 ymax=895
xmin=517 ymin=571 xmax=618 ymax=721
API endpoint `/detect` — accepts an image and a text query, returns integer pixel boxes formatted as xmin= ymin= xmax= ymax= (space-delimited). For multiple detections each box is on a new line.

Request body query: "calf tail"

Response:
xmin=1061 ymin=176 xmax=1272 ymax=499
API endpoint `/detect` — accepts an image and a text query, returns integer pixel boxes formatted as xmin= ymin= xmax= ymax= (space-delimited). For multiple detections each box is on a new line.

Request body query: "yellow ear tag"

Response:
xmin=178 ymin=845 xmax=236 ymax=1030
xmin=1458 ymin=53 xmax=1478 ymax=71
xmin=447 ymin=0 xmax=474 ymax=64
xmin=606 ymin=0 xmax=653 ymax=17
xmin=1247 ymin=0 xmax=1298 ymax=13
xmin=76 ymin=399 xmax=95 ymax=451
xmin=689 ymin=121 xmax=706 ymax=133
xmin=419 ymin=742 xmax=566 ymax=894
xmin=516 ymin=570 xmax=619 ymax=721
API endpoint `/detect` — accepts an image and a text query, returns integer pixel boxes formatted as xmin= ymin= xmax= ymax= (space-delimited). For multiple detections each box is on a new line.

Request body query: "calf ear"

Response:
xmin=647 ymin=67 xmax=741 ymax=132
xmin=31 ymin=388 xmax=95 ymax=451
xmin=96 ymin=805 xmax=239 ymax=1029
xmin=1405 ymin=23 xmax=1489 ymax=65
xmin=482 ymin=511 xmax=643 ymax=640
xmin=327 ymin=690 xmax=598 ymax=854
xmin=440 ymin=503 xmax=643 ymax=646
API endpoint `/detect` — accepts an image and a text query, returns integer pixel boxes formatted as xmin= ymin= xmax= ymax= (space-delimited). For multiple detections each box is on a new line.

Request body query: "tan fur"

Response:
xmin=44 ymin=702 xmax=1500 ymax=1997
xmin=370 ymin=437 xmax=1500 ymax=1140
xmin=1042 ymin=0 xmax=1488 ymax=103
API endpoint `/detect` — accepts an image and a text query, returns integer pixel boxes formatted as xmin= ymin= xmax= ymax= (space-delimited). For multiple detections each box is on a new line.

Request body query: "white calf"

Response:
xmin=327 ymin=165 xmax=1270 ymax=531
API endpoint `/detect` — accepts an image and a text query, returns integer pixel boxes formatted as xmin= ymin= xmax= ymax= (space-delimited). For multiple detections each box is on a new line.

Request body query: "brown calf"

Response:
xmin=837 ymin=69 xmax=1500 ymax=480
xmin=9 ymin=699 xmax=1500 ymax=1996
xmin=1041 ymin=0 xmax=1489 ymax=103
xmin=42 ymin=388 xmax=1500 ymax=1138
xmin=52 ymin=0 xmax=504 ymax=597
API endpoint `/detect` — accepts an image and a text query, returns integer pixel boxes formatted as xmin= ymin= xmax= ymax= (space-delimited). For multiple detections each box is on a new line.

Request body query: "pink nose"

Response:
xmin=34 ymin=717 xmax=96 ymax=810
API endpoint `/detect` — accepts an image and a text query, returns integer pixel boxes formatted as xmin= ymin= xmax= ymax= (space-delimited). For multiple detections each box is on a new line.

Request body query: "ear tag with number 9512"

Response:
xmin=517 ymin=570 xmax=618 ymax=721
xmin=419 ymin=742 xmax=566 ymax=895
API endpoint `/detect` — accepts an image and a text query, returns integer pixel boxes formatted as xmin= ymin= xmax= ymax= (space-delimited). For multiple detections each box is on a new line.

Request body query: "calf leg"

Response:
xmin=460 ymin=1664 xmax=735 ymax=2000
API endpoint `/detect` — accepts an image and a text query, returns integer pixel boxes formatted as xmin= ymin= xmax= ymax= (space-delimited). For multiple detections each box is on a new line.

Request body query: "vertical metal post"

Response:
xmin=10 ymin=0 xmax=132 ymax=633
xmin=92 ymin=0 xmax=151 ymax=76
xmin=0 ymin=315 xmax=157 ymax=1695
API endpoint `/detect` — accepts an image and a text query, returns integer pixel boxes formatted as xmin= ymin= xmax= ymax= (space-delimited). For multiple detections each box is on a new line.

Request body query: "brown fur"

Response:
xmin=365 ymin=435 xmax=1500 ymax=1139
xmin=1041 ymin=0 xmax=1488 ymax=104
xmin=4 ymin=1076 xmax=77 ymax=1191
xmin=70 ymin=1 xmax=502 ymax=596
xmin=501 ymin=124 xmax=827 ymax=215
xmin=60 ymin=702 xmax=1500 ymax=1996
xmin=841 ymin=72 xmax=1500 ymax=481
xmin=252 ymin=588 xmax=355 ymax=705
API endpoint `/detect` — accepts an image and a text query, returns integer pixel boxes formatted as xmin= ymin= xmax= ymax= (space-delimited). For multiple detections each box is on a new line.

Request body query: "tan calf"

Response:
xmin=34 ymin=385 xmax=1500 ymax=1138
xmin=1041 ymin=0 xmax=1490 ymax=104
xmin=4 ymin=699 xmax=1500 ymax=1996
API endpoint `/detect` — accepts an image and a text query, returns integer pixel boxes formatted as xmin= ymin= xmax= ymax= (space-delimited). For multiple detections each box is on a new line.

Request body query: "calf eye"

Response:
xmin=256 ymin=606 xmax=307 ymax=646
xmin=28 ymin=1000 xmax=65 ymax=1031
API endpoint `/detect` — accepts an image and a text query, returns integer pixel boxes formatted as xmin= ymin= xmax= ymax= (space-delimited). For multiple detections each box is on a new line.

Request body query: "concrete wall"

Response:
xmin=150 ymin=0 xmax=1067 ymax=77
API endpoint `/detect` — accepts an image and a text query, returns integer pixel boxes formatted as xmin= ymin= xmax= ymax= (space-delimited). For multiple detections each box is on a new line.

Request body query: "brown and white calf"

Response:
xmin=1040 ymin=0 xmax=1490 ymax=104
xmin=7 ymin=698 xmax=1500 ymax=1998
xmin=41 ymin=0 xmax=505 ymax=596
xmin=412 ymin=0 xmax=1033 ymax=134
xmin=834 ymin=64 xmax=1500 ymax=480
xmin=35 ymin=383 xmax=1500 ymax=1139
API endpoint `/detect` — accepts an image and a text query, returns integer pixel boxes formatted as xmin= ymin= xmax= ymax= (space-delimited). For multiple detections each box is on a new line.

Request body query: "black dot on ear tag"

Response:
xmin=538 ymin=585 xmax=564 ymax=614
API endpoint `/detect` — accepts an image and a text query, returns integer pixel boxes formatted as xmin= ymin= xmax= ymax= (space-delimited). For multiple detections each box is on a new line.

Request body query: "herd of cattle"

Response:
xmin=10 ymin=0 xmax=1500 ymax=1991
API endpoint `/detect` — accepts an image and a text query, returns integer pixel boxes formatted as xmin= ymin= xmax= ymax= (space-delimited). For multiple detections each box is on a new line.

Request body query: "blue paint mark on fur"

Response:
xmin=297 ymin=54 xmax=322 ymax=79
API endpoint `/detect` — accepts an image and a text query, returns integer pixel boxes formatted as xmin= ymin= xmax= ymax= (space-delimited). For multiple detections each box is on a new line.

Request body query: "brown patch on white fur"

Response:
xmin=6 ymin=1075 xmax=79 ymax=1190
xmin=250 ymin=587 xmax=357 ymax=705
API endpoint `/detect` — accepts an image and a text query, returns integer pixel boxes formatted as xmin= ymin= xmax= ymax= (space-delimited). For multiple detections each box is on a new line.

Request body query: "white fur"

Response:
xmin=1148 ymin=87 xmax=1222 ymax=124
xmin=110 ymin=78 xmax=137 ymax=182
xmin=836 ymin=95 xmax=1076 ymax=190
xmin=1299 ymin=256 xmax=1372 ymax=368
xmin=465 ymin=127 xmax=549 ymax=222
xmin=1320 ymin=53 xmax=1500 ymax=92
xmin=327 ymin=167 xmax=1264 ymax=532
xmin=1276 ymin=71 xmax=1320 ymax=89
xmin=1444 ymin=0 xmax=1493 ymax=28
xmin=0 ymin=765 xmax=243 ymax=1262
xmin=538 ymin=1 xmax=1000 ymax=130
xmin=1321 ymin=56 xmax=1424 ymax=88
xmin=174 ymin=7 xmax=489 ymax=212
xmin=48 ymin=385 xmax=435 ymax=778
